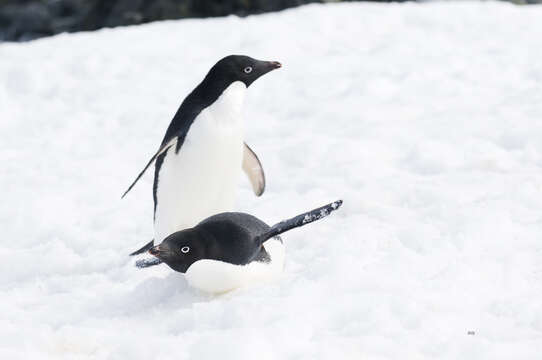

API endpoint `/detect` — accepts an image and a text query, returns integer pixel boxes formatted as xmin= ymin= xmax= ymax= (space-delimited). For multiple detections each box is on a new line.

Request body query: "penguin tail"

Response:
xmin=256 ymin=200 xmax=343 ymax=245
xmin=129 ymin=239 xmax=155 ymax=256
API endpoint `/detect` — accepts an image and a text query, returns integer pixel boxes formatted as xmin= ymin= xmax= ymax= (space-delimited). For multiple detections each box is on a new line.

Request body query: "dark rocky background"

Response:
xmin=0 ymin=0 xmax=539 ymax=42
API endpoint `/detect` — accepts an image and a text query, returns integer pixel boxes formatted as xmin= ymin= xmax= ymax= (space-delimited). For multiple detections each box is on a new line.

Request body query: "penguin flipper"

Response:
xmin=129 ymin=239 xmax=155 ymax=256
xmin=242 ymin=142 xmax=265 ymax=197
xmin=121 ymin=137 xmax=178 ymax=199
xmin=255 ymin=200 xmax=343 ymax=245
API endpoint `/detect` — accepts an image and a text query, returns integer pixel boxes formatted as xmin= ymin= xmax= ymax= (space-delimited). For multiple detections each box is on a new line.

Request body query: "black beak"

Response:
xmin=149 ymin=245 xmax=161 ymax=257
xmin=269 ymin=61 xmax=282 ymax=69
xmin=149 ymin=244 xmax=175 ymax=260
xmin=258 ymin=60 xmax=282 ymax=73
xmin=267 ymin=61 xmax=282 ymax=70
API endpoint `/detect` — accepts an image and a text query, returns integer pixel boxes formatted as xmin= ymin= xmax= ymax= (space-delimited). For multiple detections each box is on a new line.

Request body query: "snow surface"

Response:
xmin=1 ymin=1 xmax=542 ymax=358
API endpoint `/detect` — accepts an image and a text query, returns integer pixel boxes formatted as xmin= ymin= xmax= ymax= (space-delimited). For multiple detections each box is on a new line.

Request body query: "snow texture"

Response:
xmin=1 ymin=1 xmax=542 ymax=359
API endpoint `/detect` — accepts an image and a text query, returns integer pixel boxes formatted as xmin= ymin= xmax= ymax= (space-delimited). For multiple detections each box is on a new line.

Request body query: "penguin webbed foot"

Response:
xmin=135 ymin=257 xmax=163 ymax=268
xmin=131 ymin=239 xmax=163 ymax=268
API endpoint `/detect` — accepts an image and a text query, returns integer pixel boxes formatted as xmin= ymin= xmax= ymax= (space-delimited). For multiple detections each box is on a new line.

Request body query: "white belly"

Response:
xmin=184 ymin=238 xmax=286 ymax=294
xmin=154 ymin=81 xmax=246 ymax=242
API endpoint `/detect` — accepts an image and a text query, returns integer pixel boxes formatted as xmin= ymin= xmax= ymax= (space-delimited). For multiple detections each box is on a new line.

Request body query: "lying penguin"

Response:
xmin=136 ymin=200 xmax=343 ymax=293
xmin=122 ymin=55 xmax=282 ymax=255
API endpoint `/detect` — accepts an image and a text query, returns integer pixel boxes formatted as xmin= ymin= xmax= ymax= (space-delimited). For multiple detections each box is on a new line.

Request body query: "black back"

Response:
xmin=197 ymin=213 xmax=274 ymax=264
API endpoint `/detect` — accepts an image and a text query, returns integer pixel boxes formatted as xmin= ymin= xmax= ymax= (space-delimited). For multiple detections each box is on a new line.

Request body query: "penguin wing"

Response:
xmin=121 ymin=136 xmax=178 ymax=198
xmin=242 ymin=143 xmax=266 ymax=197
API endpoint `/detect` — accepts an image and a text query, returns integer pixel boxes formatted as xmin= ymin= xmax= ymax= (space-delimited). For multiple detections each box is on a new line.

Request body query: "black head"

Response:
xmin=205 ymin=55 xmax=281 ymax=88
xmin=149 ymin=229 xmax=207 ymax=273
xmin=148 ymin=215 xmax=268 ymax=272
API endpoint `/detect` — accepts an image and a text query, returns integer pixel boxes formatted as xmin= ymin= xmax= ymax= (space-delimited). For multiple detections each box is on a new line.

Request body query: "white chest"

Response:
xmin=203 ymin=81 xmax=246 ymax=123
xmin=182 ymin=81 xmax=246 ymax=147
xmin=153 ymin=82 xmax=247 ymax=241
xmin=184 ymin=238 xmax=286 ymax=294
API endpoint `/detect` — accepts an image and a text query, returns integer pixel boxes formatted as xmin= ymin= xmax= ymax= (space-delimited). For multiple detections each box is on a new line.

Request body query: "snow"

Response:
xmin=1 ymin=1 xmax=542 ymax=358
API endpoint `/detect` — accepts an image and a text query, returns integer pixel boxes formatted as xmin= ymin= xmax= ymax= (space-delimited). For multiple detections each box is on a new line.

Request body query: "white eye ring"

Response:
xmin=181 ymin=246 xmax=190 ymax=254
xmin=243 ymin=66 xmax=253 ymax=74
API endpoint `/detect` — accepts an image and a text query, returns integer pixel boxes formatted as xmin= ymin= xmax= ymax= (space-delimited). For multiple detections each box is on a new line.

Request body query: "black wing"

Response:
xmin=255 ymin=200 xmax=343 ymax=245
xmin=121 ymin=136 xmax=178 ymax=199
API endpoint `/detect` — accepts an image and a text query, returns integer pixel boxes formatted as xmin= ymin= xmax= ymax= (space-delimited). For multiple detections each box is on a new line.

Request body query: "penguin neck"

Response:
xmin=206 ymin=81 xmax=247 ymax=124
xmin=161 ymin=79 xmax=246 ymax=146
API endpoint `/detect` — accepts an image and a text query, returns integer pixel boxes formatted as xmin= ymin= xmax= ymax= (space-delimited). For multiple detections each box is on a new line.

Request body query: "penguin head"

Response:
xmin=208 ymin=55 xmax=281 ymax=87
xmin=149 ymin=229 xmax=206 ymax=273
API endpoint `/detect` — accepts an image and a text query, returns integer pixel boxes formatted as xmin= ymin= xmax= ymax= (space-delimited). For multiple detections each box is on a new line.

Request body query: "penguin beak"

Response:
xmin=149 ymin=245 xmax=161 ymax=257
xmin=269 ymin=61 xmax=282 ymax=69
xmin=149 ymin=244 xmax=176 ymax=261
xmin=258 ymin=60 xmax=282 ymax=74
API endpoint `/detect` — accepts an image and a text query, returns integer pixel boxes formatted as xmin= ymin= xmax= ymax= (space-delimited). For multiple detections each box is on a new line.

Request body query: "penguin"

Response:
xmin=122 ymin=55 xmax=282 ymax=252
xmin=136 ymin=200 xmax=343 ymax=293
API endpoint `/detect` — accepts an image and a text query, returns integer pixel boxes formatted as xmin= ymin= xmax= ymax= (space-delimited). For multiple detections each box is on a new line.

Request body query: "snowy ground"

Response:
xmin=1 ymin=1 xmax=542 ymax=358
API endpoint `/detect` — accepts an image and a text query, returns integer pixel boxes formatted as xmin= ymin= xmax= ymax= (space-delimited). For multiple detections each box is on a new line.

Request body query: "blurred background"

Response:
xmin=0 ymin=0 xmax=539 ymax=42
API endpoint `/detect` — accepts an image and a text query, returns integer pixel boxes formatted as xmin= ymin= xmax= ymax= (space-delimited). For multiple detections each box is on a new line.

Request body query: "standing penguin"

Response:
xmin=122 ymin=55 xmax=282 ymax=251
xmin=136 ymin=200 xmax=343 ymax=293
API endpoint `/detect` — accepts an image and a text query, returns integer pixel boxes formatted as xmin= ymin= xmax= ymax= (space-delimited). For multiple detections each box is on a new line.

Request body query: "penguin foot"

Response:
xmin=135 ymin=257 xmax=163 ymax=268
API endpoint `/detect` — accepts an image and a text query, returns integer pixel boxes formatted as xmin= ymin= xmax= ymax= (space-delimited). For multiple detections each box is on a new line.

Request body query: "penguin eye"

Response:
xmin=243 ymin=66 xmax=253 ymax=74
xmin=180 ymin=246 xmax=190 ymax=254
